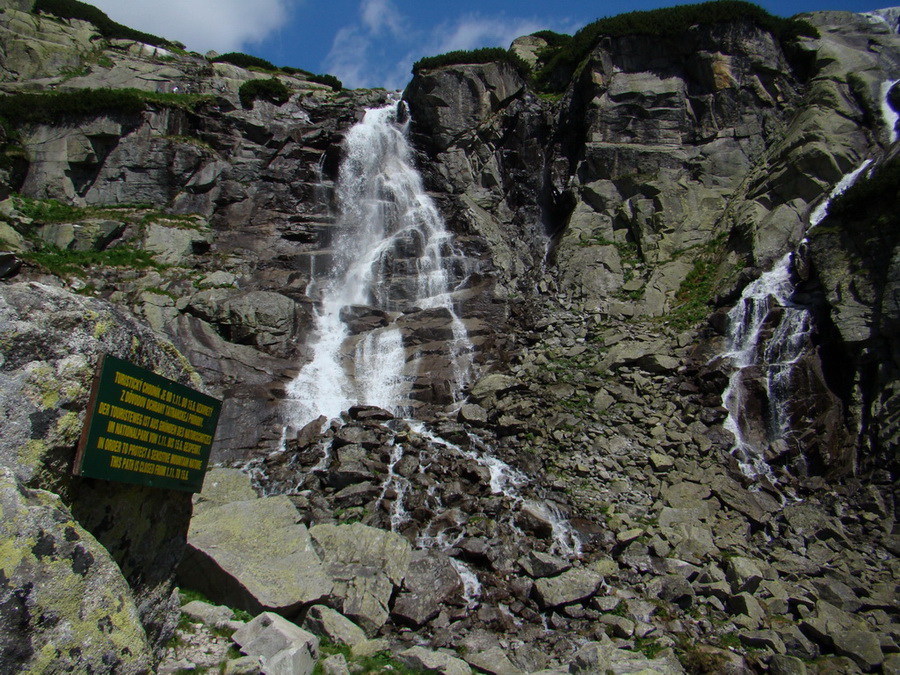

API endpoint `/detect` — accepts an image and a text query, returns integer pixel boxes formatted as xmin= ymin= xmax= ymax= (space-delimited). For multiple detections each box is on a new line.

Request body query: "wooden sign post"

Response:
xmin=74 ymin=354 xmax=221 ymax=492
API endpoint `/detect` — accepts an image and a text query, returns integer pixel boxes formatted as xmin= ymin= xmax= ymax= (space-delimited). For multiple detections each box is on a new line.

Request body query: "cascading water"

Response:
xmin=261 ymin=98 xmax=585 ymax=614
xmin=721 ymin=156 xmax=876 ymax=479
xmin=283 ymin=99 xmax=473 ymax=430
xmin=881 ymin=79 xmax=900 ymax=143
xmin=720 ymin=254 xmax=809 ymax=478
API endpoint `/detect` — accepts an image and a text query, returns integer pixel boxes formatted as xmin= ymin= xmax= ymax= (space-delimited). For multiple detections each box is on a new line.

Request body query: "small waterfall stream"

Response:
xmin=721 ymin=157 xmax=876 ymax=479
xmin=720 ymin=77 xmax=895 ymax=479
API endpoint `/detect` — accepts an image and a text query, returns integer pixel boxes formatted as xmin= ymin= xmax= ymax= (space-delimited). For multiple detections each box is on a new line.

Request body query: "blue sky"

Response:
xmin=89 ymin=0 xmax=885 ymax=90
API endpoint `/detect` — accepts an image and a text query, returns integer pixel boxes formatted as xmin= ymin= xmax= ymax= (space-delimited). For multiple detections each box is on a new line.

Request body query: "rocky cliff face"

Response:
xmin=1 ymin=1 xmax=900 ymax=673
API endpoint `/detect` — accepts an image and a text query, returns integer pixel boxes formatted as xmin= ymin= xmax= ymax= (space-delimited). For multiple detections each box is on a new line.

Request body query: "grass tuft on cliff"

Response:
xmin=211 ymin=52 xmax=278 ymax=72
xmin=32 ymin=0 xmax=176 ymax=50
xmin=213 ymin=54 xmax=343 ymax=90
xmin=533 ymin=0 xmax=819 ymax=93
xmin=22 ymin=245 xmax=162 ymax=278
xmin=0 ymin=88 xmax=212 ymax=126
xmin=238 ymin=78 xmax=291 ymax=109
xmin=412 ymin=47 xmax=531 ymax=78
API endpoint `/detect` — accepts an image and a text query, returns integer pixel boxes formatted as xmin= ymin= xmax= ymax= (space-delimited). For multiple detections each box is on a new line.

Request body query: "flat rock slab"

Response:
xmin=193 ymin=468 xmax=257 ymax=512
xmin=179 ymin=496 xmax=332 ymax=616
xmin=302 ymin=605 xmax=367 ymax=648
xmin=399 ymin=646 xmax=472 ymax=675
xmin=534 ymin=567 xmax=604 ymax=608
xmin=310 ymin=522 xmax=412 ymax=586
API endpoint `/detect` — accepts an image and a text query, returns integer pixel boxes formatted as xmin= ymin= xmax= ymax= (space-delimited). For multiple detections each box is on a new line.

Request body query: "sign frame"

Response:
xmin=74 ymin=353 xmax=221 ymax=492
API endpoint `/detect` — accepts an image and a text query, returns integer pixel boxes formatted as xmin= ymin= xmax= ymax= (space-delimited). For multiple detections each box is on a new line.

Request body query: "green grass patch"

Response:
xmin=11 ymin=194 xmax=154 ymax=223
xmin=634 ymin=637 xmax=666 ymax=658
xmin=33 ymin=0 xmax=176 ymax=49
xmin=12 ymin=195 xmax=86 ymax=223
xmin=670 ymin=257 xmax=718 ymax=329
xmin=143 ymin=286 xmax=178 ymax=300
xmin=22 ymin=244 xmax=162 ymax=277
xmin=0 ymin=88 xmax=212 ymax=127
xmin=162 ymin=135 xmax=216 ymax=153
xmin=667 ymin=235 xmax=729 ymax=329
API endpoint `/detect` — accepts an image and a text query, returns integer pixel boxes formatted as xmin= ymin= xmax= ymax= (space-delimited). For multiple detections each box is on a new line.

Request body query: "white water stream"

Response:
xmin=283 ymin=100 xmax=473 ymax=429
xmin=881 ymin=79 xmax=900 ymax=144
xmin=721 ymin=154 xmax=876 ymax=478
xmin=719 ymin=72 xmax=894 ymax=479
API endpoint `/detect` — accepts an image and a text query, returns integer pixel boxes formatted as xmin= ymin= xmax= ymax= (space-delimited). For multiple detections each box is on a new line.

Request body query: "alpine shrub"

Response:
xmin=212 ymin=52 xmax=278 ymax=72
xmin=412 ymin=47 xmax=530 ymax=77
xmin=238 ymin=78 xmax=291 ymax=108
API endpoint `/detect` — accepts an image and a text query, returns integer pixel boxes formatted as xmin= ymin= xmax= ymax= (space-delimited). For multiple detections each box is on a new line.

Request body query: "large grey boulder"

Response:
xmin=179 ymin=496 xmax=333 ymax=616
xmin=192 ymin=467 xmax=258 ymax=512
xmin=233 ymin=612 xmax=319 ymax=675
xmin=570 ymin=642 xmax=685 ymax=675
xmin=142 ymin=221 xmax=211 ymax=266
xmin=391 ymin=551 xmax=465 ymax=628
xmin=302 ymin=605 xmax=367 ymax=648
xmin=0 ymin=468 xmax=152 ymax=674
xmin=398 ymin=646 xmax=472 ymax=675
xmin=0 ymin=282 xmax=198 ymax=658
xmin=533 ymin=567 xmax=604 ymax=608
xmin=404 ymin=61 xmax=526 ymax=153
xmin=310 ymin=522 xmax=412 ymax=634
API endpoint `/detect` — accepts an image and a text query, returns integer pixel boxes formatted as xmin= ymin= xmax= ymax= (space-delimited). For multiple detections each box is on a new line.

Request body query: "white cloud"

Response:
xmin=87 ymin=0 xmax=299 ymax=54
xmin=325 ymin=25 xmax=373 ymax=90
xmin=324 ymin=2 xmax=577 ymax=90
xmin=360 ymin=0 xmax=405 ymax=37
xmin=430 ymin=15 xmax=546 ymax=55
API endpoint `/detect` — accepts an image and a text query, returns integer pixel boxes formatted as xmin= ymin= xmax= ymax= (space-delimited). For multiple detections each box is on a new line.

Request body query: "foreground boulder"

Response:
xmin=0 ymin=468 xmax=153 ymax=674
xmin=233 ymin=612 xmax=320 ymax=675
xmin=0 ymin=281 xmax=200 ymax=661
xmin=310 ymin=522 xmax=413 ymax=634
xmin=179 ymin=495 xmax=333 ymax=616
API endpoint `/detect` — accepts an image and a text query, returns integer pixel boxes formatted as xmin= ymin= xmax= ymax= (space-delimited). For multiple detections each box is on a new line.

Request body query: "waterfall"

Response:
xmin=881 ymin=79 xmax=900 ymax=144
xmin=284 ymin=100 xmax=473 ymax=430
xmin=721 ymin=156 xmax=876 ymax=478
xmin=809 ymin=159 xmax=873 ymax=227
xmin=720 ymin=254 xmax=809 ymax=478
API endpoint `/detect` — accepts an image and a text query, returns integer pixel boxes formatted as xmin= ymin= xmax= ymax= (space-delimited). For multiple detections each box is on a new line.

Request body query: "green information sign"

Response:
xmin=74 ymin=354 xmax=221 ymax=492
